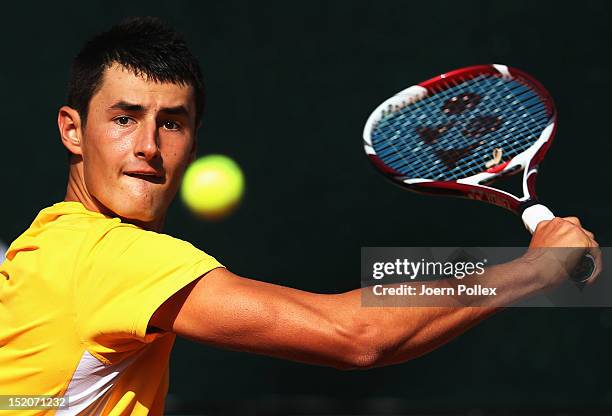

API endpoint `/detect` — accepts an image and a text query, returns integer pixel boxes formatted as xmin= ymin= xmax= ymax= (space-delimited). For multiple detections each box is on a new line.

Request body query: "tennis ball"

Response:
xmin=181 ymin=155 xmax=245 ymax=219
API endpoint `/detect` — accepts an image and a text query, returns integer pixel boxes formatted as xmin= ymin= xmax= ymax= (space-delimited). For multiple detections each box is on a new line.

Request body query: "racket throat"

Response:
xmin=478 ymin=165 xmax=524 ymax=196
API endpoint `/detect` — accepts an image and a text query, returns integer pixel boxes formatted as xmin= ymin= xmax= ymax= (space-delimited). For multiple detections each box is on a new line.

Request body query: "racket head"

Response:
xmin=363 ymin=64 xmax=557 ymax=213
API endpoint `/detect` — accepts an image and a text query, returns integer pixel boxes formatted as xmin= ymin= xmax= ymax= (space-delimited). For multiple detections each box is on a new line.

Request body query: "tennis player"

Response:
xmin=0 ymin=17 xmax=600 ymax=415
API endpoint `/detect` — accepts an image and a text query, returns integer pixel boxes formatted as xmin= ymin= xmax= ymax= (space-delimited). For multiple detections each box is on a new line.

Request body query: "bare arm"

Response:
xmin=150 ymin=217 xmax=599 ymax=370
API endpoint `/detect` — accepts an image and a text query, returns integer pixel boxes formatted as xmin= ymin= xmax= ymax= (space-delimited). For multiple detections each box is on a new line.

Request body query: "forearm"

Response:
xmin=344 ymin=257 xmax=541 ymax=368
xmin=231 ymin=257 xmax=542 ymax=369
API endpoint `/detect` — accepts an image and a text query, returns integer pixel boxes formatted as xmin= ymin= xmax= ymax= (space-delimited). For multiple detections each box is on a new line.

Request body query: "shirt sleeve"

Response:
xmin=74 ymin=223 xmax=223 ymax=361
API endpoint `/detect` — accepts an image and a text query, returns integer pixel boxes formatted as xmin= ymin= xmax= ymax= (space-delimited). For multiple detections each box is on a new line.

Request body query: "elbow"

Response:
xmin=331 ymin=349 xmax=380 ymax=371
xmin=340 ymin=350 xmax=381 ymax=371
xmin=332 ymin=319 xmax=386 ymax=371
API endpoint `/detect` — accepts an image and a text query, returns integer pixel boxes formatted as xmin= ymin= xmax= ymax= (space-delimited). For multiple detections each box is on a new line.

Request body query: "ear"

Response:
xmin=58 ymin=106 xmax=83 ymax=156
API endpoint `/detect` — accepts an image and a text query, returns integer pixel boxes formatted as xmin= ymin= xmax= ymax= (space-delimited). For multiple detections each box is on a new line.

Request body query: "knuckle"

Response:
xmin=562 ymin=217 xmax=582 ymax=227
xmin=547 ymin=217 xmax=563 ymax=227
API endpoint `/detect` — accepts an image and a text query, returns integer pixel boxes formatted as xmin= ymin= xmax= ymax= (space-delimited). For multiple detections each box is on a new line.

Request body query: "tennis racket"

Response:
xmin=363 ymin=64 xmax=595 ymax=282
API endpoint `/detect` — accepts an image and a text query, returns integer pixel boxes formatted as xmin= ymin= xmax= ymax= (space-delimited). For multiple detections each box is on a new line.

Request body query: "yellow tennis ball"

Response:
xmin=181 ymin=155 xmax=245 ymax=219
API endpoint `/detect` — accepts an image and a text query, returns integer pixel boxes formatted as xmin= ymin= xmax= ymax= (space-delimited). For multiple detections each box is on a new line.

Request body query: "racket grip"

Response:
xmin=521 ymin=204 xmax=595 ymax=283
xmin=521 ymin=204 xmax=554 ymax=233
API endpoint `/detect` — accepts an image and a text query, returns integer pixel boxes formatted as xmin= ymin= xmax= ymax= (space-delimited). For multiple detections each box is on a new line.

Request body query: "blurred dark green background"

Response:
xmin=1 ymin=0 xmax=611 ymax=413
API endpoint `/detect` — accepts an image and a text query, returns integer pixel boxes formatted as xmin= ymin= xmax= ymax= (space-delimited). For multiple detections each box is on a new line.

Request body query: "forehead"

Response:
xmin=92 ymin=63 xmax=195 ymax=111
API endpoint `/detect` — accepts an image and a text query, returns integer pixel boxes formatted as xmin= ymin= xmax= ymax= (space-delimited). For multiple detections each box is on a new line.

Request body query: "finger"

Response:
xmin=579 ymin=226 xmax=596 ymax=245
xmin=583 ymin=230 xmax=595 ymax=240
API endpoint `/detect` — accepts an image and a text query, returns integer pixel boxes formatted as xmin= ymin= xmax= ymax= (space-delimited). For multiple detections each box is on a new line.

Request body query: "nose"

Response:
xmin=134 ymin=120 xmax=160 ymax=161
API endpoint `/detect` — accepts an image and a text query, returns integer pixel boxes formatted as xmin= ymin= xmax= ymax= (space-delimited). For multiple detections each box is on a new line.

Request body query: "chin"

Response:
xmin=124 ymin=207 xmax=158 ymax=223
xmin=96 ymin=188 xmax=169 ymax=227
xmin=110 ymin=200 xmax=160 ymax=223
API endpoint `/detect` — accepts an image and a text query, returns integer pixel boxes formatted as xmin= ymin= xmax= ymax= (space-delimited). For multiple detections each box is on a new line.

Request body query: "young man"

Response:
xmin=0 ymin=17 xmax=599 ymax=416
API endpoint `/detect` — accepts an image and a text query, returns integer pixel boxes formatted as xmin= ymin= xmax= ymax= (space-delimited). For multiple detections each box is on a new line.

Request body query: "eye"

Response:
xmin=163 ymin=120 xmax=181 ymax=131
xmin=114 ymin=116 xmax=135 ymax=126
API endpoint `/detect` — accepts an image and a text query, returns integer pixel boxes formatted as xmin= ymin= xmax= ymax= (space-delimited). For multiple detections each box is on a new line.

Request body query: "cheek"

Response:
xmin=162 ymin=141 xmax=193 ymax=171
xmin=84 ymin=125 xmax=132 ymax=166
xmin=81 ymin=130 xmax=135 ymax=196
xmin=103 ymin=126 xmax=134 ymax=156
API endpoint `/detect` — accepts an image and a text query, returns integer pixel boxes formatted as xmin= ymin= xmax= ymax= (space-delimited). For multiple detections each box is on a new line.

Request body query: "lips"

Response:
xmin=124 ymin=171 xmax=165 ymax=184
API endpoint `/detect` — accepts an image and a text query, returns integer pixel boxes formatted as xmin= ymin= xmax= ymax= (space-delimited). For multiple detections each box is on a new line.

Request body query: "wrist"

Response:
xmin=519 ymin=248 xmax=567 ymax=291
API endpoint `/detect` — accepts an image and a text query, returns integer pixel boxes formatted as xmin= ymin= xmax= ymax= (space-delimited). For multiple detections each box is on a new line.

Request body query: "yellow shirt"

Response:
xmin=0 ymin=202 xmax=223 ymax=415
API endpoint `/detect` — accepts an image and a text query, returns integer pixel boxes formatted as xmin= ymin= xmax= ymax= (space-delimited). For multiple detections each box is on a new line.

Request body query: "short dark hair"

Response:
xmin=67 ymin=16 xmax=205 ymax=128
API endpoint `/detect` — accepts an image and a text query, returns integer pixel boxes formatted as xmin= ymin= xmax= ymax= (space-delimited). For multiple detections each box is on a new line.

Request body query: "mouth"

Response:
xmin=124 ymin=172 xmax=165 ymax=184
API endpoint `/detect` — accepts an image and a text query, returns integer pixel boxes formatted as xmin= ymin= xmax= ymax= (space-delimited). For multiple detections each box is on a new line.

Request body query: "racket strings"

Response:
xmin=381 ymin=77 xmax=544 ymax=159
xmin=376 ymin=82 xmax=544 ymax=177
xmin=379 ymin=77 xmax=548 ymax=178
xmin=371 ymin=74 xmax=551 ymax=181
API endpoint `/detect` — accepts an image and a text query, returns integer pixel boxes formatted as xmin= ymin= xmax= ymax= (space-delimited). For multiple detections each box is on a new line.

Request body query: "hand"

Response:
xmin=524 ymin=217 xmax=601 ymax=288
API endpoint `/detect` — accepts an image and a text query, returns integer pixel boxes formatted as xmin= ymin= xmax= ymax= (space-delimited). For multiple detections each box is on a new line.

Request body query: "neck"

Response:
xmin=64 ymin=161 xmax=114 ymax=217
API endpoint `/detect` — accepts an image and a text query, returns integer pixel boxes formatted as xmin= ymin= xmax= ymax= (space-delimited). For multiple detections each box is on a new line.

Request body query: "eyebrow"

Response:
xmin=108 ymin=100 xmax=190 ymax=117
